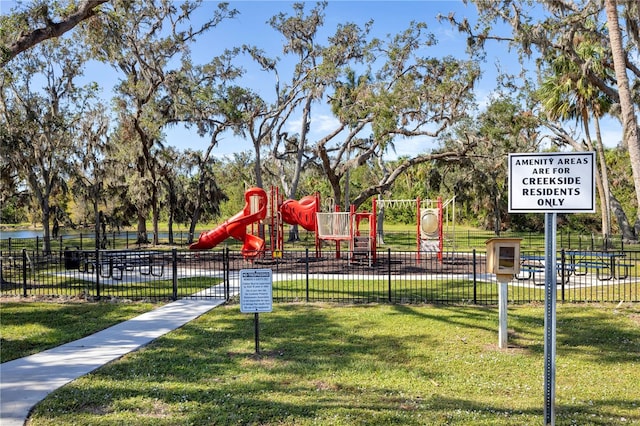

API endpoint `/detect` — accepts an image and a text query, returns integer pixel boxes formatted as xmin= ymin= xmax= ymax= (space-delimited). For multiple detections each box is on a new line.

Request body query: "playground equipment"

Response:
xmin=189 ymin=187 xmax=268 ymax=257
xmin=418 ymin=197 xmax=443 ymax=261
xmin=378 ymin=196 xmax=456 ymax=262
xmin=316 ymin=200 xmax=378 ymax=265
xmin=269 ymin=187 xmax=321 ymax=257
xmin=189 ymin=187 xmax=321 ymax=259
xmin=190 ymin=186 xmax=379 ymax=263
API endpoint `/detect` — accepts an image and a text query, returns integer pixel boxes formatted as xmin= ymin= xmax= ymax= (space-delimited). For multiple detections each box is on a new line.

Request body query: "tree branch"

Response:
xmin=2 ymin=0 xmax=108 ymax=67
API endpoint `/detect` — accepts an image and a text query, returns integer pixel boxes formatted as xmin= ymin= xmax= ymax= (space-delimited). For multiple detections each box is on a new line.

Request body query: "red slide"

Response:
xmin=281 ymin=195 xmax=318 ymax=232
xmin=189 ymin=187 xmax=268 ymax=257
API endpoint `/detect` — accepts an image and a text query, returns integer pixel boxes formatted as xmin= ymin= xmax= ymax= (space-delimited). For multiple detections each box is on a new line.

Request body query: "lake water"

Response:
xmin=0 ymin=229 xmax=74 ymax=239
xmin=0 ymin=229 xmax=193 ymax=240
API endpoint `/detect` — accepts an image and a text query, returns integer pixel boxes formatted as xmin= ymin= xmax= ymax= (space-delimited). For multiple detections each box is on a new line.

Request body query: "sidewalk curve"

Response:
xmin=1 ymin=298 xmax=225 ymax=426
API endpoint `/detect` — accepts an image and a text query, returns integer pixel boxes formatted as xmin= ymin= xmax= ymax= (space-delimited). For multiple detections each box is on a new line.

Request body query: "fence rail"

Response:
xmin=2 ymin=247 xmax=638 ymax=304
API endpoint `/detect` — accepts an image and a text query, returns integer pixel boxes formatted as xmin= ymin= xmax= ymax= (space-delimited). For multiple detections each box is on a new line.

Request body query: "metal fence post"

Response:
xmin=22 ymin=249 xmax=27 ymax=297
xmin=473 ymin=249 xmax=477 ymax=304
xmin=560 ymin=249 xmax=565 ymax=303
xmin=305 ymin=248 xmax=309 ymax=302
xmin=95 ymin=248 xmax=100 ymax=300
xmin=225 ymin=248 xmax=230 ymax=301
xmin=387 ymin=248 xmax=392 ymax=302
xmin=172 ymin=248 xmax=178 ymax=300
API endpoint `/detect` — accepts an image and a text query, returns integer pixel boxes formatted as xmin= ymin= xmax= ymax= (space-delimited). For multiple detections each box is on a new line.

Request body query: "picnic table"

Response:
xmin=565 ymin=250 xmax=632 ymax=280
xmin=76 ymin=250 xmax=165 ymax=280
xmin=516 ymin=254 xmax=574 ymax=284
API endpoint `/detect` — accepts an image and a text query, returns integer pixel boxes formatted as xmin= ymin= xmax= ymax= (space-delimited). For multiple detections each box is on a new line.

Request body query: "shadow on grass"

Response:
xmin=29 ymin=304 xmax=640 ymax=425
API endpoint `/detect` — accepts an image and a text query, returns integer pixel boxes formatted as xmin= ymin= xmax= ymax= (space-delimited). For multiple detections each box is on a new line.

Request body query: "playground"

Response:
xmin=2 ymin=191 xmax=639 ymax=425
xmin=189 ymin=186 xmax=455 ymax=265
xmin=2 ymin=186 xmax=639 ymax=304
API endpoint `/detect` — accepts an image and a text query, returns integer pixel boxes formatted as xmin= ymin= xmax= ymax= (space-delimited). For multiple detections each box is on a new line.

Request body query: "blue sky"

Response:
xmin=2 ymin=0 xmax=624 ymax=156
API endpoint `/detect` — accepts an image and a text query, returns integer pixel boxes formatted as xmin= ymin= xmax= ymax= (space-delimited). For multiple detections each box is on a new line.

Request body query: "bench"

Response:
xmin=516 ymin=259 xmax=576 ymax=284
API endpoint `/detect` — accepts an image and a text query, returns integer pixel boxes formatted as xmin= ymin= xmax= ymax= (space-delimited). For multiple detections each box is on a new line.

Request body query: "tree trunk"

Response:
xmin=581 ymin=114 xmax=609 ymax=238
xmin=253 ymin=142 xmax=263 ymax=189
xmin=188 ymin=209 xmax=201 ymax=245
xmin=167 ymin=180 xmax=176 ymax=245
xmin=152 ymin=197 xmax=159 ymax=246
xmin=167 ymin=213 xmax=174 ymax=245
xmin=41 ymin=202 xmax=52 ymax=254
xmin=288 ymin=225 xmax=300 ymax=242
xmin=609 ymin=194 xmax=636 ymax=241
xmin=137 ymin=213 xmax=148 ymax=244
xmin=593 ymin=115 xmax=613 ymax=237
xmin=149 ymin=183 xmax=159 ymax=246
xmin=604 ymin=0 xmax=640 ymax=240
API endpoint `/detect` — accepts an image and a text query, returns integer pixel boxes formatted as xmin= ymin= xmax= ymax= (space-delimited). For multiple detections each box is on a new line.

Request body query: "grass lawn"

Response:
xmin=0 ymin=299 xmax=159 ymax=362
xmin=15 ymin=301 xmax=640 ymax=425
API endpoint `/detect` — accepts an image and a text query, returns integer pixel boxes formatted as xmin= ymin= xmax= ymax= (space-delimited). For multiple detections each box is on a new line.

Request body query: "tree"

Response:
xmin=318 ymin=21 xmax=481 ymax=209
xmin=535 ymin=37 xmax=616 ymax=239
xmin=436 ymin=97 xmax=541 ymax=232
xmin=236 ymin=2 xmax=336 ymax=199
xmin=447 ymin=0 xmax=640 ymax=237
xmin=604 ymin=0 xmax=640 ymax=237
xmin=161 ymin=54 xmax=250 ymax=242
xmin=0 ymin=0 xmax=108 ymax=67
xmin=0 ymin=37 xmax=96 ymax=252
xmin=71 ymin=103 xmax=111 ymax=249
xmin=181 ymin=149 xmax=228 ymax=243
xmin=81 ymin=0 xmax=237 ymax=244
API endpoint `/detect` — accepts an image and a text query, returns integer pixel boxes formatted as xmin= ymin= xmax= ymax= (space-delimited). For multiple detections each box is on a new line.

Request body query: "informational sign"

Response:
xmin=508 ymin=152 xmax=595 ymax=213
xmin=240 ymin=269 xmax=273 ymax=313
xmin=508 ymin=151 xmax=593 ymax=425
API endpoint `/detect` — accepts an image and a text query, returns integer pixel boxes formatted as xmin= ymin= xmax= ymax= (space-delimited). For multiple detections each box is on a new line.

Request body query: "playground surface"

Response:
xmin=0 ymin=297 xmax=227 ymax=426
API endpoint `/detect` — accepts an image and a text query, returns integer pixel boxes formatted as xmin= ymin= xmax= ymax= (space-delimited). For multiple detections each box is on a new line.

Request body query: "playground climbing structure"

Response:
xmin=316 ymin=200 xmax=378 ymax=265
xmin=377 ymin=196 xmax=456 ymax=262
xmin=189 ymin=187 xmax=321 ymax=259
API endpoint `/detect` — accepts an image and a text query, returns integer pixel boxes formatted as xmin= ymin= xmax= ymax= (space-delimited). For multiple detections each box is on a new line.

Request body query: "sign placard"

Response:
xmin=509 ymin=152 xmax=595 ymax=213
xmin=240 ymin=269 xmax=273 ymax=313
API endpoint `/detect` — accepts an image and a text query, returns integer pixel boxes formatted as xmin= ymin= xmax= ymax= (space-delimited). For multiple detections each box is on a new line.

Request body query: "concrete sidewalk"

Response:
xmin=0 ymin=298 xmax=226 ymax=426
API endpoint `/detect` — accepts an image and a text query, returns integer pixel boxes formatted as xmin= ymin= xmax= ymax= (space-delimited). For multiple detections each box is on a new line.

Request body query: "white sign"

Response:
xmin=509 ymin=152 xmax=595 ymax=213
xmin=240 ymin=269 xmax=273 ymax=313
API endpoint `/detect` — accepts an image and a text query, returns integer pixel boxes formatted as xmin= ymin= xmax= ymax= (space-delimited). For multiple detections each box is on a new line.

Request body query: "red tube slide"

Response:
xmin=281 ymin=195 xmax=318 ymax=232
xmin=189 ymin=187 xmax=267 ymax=257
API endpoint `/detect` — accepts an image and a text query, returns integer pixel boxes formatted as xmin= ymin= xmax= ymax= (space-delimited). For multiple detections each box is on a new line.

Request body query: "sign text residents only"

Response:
xmin=508 ymin=152 xmax=595 ymax=213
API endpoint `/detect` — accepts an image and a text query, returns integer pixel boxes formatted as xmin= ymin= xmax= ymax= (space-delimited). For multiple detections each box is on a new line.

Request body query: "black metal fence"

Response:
xmin=0 ymin=229 xmax=633 ymax=253
xmin=2 ymin=247 xmax=638 ymax=304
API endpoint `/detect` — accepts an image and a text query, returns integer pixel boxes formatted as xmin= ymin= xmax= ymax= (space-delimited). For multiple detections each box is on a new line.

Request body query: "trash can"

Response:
xmin=64 ymin=247 xmax=80 ymax=270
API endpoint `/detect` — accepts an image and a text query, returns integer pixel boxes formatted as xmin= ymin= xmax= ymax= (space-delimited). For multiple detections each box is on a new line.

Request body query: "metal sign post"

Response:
xmin=508 ymin=152 xmax=595 ymax=426
xmin=544 ymin=213 xmax=557 ymax=425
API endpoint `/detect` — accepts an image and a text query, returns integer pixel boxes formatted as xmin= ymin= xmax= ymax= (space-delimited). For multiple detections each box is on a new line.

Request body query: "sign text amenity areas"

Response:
xmin=508 ymin=152 xmax=595 ymax=213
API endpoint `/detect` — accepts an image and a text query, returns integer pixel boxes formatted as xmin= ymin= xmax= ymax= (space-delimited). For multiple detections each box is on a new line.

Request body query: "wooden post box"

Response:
xmin=485 ymin=237 xmax=522 ymax=282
